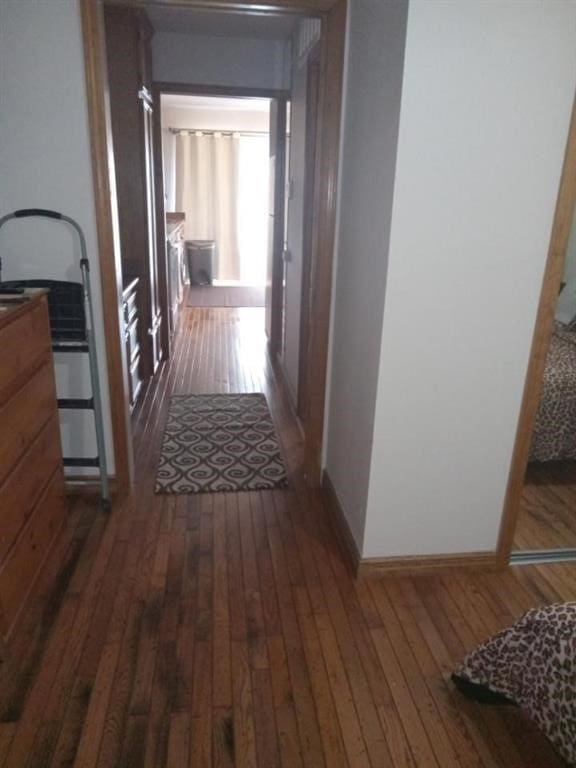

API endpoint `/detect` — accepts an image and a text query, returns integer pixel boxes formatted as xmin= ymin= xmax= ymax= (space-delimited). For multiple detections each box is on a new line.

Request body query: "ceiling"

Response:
xmin=161 ymin=94 xmax=270 ymax=112
xmin=146 ymin=6 xmax=297 ymax=40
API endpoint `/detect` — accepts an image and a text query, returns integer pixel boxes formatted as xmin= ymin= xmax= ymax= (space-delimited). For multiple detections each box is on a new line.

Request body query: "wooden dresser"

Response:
xmin=0 ymin=292 xmax=66 ymax=641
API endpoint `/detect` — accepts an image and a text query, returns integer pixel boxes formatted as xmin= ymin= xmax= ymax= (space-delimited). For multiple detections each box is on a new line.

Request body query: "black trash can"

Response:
xmin=185 ymin=240 xmax=215 ymax=286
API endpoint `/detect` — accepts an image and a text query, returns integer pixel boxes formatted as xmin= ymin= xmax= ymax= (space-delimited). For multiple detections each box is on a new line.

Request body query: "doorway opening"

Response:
xmin=161 ymin=94 xmax=271 ymax=312
xmin=90 ymin=1 xmax=344 ymax=493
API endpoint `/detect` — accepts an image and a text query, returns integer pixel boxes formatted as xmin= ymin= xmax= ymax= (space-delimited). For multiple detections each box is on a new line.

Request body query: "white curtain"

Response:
xmin=175 ymin=131 xmax=241 ymax=281
xmin=237 ymin=135 xmax=269 ymax=285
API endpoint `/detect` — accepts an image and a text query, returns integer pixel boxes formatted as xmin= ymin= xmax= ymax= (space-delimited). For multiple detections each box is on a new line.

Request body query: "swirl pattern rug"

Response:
xmin=155 ymin=393 xmax=288 ymax=494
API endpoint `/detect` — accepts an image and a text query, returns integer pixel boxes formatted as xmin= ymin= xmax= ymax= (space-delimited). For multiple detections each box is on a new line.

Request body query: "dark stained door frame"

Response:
xmin=81 ymin=0 xmax=346 ymax=494
xmin=268 ymin=96 xmax=288 ymax=360
xmin=151 ymin=82 xmax=290 ymax=365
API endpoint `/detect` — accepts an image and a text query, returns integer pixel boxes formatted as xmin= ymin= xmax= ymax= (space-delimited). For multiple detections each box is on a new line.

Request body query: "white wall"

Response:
xmin=153 ymin=31 xmax=290 ymax=90
xmin=324 ymin=0 xmax=409 ymax=550
xmin=0 ymin=0 xmax=115 ymax=476
xmin=162 ymin=104 xmax=270 ymax=132
xmin=362 ymin=1 xmax=576 ymax=558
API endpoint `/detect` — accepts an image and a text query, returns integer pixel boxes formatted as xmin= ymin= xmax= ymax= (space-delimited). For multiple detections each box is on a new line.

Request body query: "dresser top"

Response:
xmin=0 ymin=289 xmax=47 ymax=330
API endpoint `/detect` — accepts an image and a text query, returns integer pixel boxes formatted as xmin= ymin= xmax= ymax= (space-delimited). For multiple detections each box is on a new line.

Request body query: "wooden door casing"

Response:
xmin=104 ymin=5 xmax=163 ymax=385
xmin=297 ymin=43 xmax=321 ymax=425
xmin=83 ymin=0 xmax=347 ymax=494
xmin=139 ymin=86 xmax=162 ymax=374
xmin=266 ymin=98 xmax=288 ymax=359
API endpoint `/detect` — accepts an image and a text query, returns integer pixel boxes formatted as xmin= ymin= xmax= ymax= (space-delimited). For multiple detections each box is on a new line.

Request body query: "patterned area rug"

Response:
xmin=155 ymin=393 xmax=288 ymax=494
xmin=187 ymin=285 xmax=265 ymax=308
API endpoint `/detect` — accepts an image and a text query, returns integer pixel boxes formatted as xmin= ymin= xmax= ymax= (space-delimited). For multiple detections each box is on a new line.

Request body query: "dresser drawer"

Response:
xmin=122 ymin=285 xmax=138 ymax=327
xmin=0 ymin=413 xmax=63 ymax=565
xmin=0 ymin=298 xmax=51 ymax=407
xmin=125 ymin=316 xmax=140 ymax=364
xmin=129 ymin=352 xmax=143 ymax=407
xmin=0 ymin=469 xmax=66 ymax=638
xmin=0 ymin=359 xmax=57 ymax=488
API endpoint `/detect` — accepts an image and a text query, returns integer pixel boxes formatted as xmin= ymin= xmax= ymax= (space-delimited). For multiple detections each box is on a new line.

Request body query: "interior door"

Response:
xmin=139 ymin=86 xmax=162 ymax=374
xmin=298 ymin=45 xmax=321 ymax=421
xmin=265 ymin=98 xmax=288 ymax=356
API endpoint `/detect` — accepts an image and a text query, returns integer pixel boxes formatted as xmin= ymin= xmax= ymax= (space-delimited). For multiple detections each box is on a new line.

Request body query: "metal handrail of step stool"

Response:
xmin=0 ymin=208 xmax=111 ymax=510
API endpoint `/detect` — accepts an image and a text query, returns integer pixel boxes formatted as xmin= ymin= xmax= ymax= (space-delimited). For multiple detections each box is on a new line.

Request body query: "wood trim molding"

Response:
xmin=155 ymin=80 xmax=288 ymax=363
xmin=80 ymin=0 xmax=134 ymax=496
xmin=302 ymin=0 xmax=346 ymax=484
xmin=269 ymin=97 xmax=288 ymax=359
xmin=297 ymin=41 xmax=320 ymax=422
xmin=497 ymin=97 xmax=576 ymax=567
xmin=271 ymin=354 xmax=305 ymax=439
xmin=154 ymin=81 xmax=290 ymax=100
xmin=321 ymin=469 xmax=361 ymax=573
xmin=358 ymin=551 xmax=500 ymax=579
xmin=83 ymin=0 xmax=346 ymax=494
xmin=151 ymin=85 xmax=171 ymax=361
xmin=104 ymin=1 xmax=330 ymax=15
xmin=65 ymin=476 xmax=119 ymax=497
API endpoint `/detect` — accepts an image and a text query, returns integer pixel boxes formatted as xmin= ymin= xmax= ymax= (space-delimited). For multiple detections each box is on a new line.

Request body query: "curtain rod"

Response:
xmin=169 ymin=127 xmax=269 ymax=138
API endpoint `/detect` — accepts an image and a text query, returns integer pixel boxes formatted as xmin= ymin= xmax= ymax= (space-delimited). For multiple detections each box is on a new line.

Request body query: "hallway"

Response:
xmin=0 ymin=306 xmax=570 ymax=768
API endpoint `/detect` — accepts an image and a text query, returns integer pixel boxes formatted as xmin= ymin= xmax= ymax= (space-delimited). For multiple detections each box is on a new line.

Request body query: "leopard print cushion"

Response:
xmin=454 ymin=602 xmax=576 ymax=764
xmin=530 ymin=325 xmax=576 ymax=462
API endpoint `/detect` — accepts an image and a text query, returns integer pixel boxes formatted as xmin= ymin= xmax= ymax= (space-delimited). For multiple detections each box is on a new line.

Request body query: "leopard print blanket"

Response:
xmin=530 ymin=325 xmax=576 ymax=462
xmin=454 ymin=603 xmax=576 ymax=764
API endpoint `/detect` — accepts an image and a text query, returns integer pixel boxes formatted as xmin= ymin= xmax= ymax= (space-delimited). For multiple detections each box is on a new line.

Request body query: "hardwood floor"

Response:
xmin=515 ymin=461 xmax=576 ymax=550
xmin=1 ymin=306 xmax=573 ymax=767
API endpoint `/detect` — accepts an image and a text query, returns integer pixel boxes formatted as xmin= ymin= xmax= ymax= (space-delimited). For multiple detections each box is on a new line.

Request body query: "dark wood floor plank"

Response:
xmin=264 ymin=522 xmax=327 ymax=768
xmin=384 ymin=579 xmax=491 ymax=768
xmin=72 ymin=511 xmax=145 ymax=768
xmin=251 ymin=668 xmax=281 ymax=768
xmin=265 ymin=637 xmax=304 ymax=768
xmin=292 ymin=586 xmax=349 ymax=768
xmin=213 ymin=493 xmax=233 ymax=710
xmin=190 ymin=642 xmax=212 ymax=767
xmin=0 ymin=724 xmax=15 ymax=768
xmin=231 ymin=640 xmax=258 ymax=768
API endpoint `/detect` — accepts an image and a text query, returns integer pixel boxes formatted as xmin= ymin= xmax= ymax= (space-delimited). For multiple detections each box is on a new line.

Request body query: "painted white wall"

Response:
xmin=0 ymin=0 xmax=115 ymax=476
xmin=153 ymin=31 xmax=290 ymax=90
xmin=162 ymin=104 xmax=270 ymax=133
xmin=363 ymin=0 xmax=576 ymax=558
xmin=323 ymin=0 xmax=409 ymax=550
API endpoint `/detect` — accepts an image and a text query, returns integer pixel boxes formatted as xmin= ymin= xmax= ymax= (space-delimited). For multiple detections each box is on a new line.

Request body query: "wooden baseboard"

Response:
xmin=321 ymin=470 xmax=501 ymax=578
xmin=65 ymin=475 xmax=117 ymax=497
xmin=321 ymin=469 xmax=361 ymax=573
xmin=357 ymin=550 xmax=500 ymax=578
xmin=270 ymin=353 xmax=305 ymax=440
